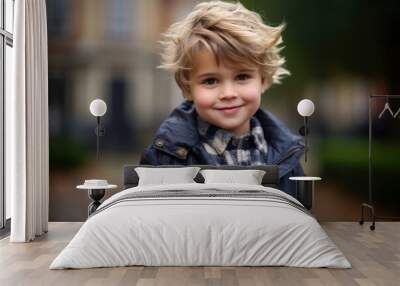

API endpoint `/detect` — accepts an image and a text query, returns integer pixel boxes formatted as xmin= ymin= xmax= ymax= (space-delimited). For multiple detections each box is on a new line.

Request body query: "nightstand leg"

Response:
xmin=88 ymin=189 xmax=105 ymax=216
xmin=88 ymin=201 xmax=101 ymax=216
xmin=296 ymin=181 xmax=313 ymax=210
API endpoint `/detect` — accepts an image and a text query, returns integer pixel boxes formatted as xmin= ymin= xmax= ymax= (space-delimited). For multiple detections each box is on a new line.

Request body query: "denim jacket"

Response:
xmin=140 ymin=101 xmax=305 ymax=197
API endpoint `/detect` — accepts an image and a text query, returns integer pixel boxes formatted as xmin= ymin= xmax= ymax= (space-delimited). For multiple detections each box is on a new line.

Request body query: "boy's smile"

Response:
xmin=188 ymin=50 xmax=267 ymax=138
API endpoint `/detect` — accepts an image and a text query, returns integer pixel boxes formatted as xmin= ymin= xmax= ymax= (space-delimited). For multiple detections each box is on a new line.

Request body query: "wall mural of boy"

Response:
xmin=140 ymin=1 xmax=304 ymax=197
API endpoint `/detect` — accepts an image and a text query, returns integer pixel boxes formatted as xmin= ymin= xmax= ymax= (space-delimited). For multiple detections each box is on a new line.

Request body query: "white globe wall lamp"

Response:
xmin=89 ymin=99 xmax=107 ymax=160
xmin=297 ymin=99 xmax=315 ymax=163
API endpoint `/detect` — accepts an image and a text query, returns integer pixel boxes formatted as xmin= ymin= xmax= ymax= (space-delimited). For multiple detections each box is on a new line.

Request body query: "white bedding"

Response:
xmin=50 ymin=183 xmax=351 ymax=269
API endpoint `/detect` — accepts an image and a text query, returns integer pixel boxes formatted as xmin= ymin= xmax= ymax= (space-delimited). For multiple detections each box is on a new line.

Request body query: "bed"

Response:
xmin=50 ymin=165 xmax=351 ymax=269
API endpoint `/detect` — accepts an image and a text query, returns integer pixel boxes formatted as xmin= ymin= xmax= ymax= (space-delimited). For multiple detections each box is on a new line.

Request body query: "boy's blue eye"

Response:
xmin=236 ymin=74 xmax=251 ymax=81
xmin=202 ymin=78 xmax=218 ymax=85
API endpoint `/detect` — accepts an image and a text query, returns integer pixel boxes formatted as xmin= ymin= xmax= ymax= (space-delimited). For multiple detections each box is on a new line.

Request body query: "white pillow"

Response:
xmin=135 ymin=167 xmax=201 ymax=186
xmin=200 ymin=169 xmax=266 ymax=185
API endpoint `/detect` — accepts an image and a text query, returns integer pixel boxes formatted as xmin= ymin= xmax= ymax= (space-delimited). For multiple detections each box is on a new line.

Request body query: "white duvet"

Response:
xmin=50 ymin=183 xmax=351 ymax=269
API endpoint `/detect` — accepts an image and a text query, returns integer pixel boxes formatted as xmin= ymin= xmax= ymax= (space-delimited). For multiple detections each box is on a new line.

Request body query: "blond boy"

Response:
xmin=140 ymin=1 xmax=304 ymax=196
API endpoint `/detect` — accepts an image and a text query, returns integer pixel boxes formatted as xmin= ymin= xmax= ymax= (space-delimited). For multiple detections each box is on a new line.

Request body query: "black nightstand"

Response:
xmin=289 ymin=176 xmax=321 ymax=210
xmin=77 ymin=180 xmax=117 ymax=216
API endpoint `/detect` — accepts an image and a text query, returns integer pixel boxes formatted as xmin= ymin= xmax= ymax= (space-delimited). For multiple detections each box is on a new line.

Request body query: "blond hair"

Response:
xmin=158 ymin=1 xmax=290 ymax=97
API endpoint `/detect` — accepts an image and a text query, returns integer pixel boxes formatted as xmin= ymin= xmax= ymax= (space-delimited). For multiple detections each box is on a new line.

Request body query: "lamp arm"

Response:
xmin=96 ymin=117 xmax=100 ymax=160
xmin=304 ymin=116 xmax=309 ymax=163
xmin=94 ymin=116 xmax=106 ymax=161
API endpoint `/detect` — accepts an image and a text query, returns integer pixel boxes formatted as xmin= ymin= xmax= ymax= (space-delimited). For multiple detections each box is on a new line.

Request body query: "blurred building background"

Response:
xmin=47 ymin=0 xmax=400 ymax=221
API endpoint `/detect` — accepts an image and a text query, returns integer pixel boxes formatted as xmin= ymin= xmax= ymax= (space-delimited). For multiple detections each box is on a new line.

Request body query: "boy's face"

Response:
xmin=188 ymin=50 xmax=267 ymax=137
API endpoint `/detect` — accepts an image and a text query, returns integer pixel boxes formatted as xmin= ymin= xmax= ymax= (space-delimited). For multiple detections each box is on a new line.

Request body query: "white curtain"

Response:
xmin=7 ymin=0 xmax=49 ymax=242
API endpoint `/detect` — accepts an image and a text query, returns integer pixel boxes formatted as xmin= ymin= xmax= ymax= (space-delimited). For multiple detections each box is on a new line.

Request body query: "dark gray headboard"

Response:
xmin=123 ymin=165 xmax=280 ymax=189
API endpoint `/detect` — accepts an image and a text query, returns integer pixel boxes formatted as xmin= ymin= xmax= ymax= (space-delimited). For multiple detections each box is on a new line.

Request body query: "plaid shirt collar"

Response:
xmin=197 ymin=115 xmax=268 ymax=155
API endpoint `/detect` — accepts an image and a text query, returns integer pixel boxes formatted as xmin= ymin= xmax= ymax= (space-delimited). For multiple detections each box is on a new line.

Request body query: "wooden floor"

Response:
xmin=0 ymin=222 xmax=399 ymax=286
